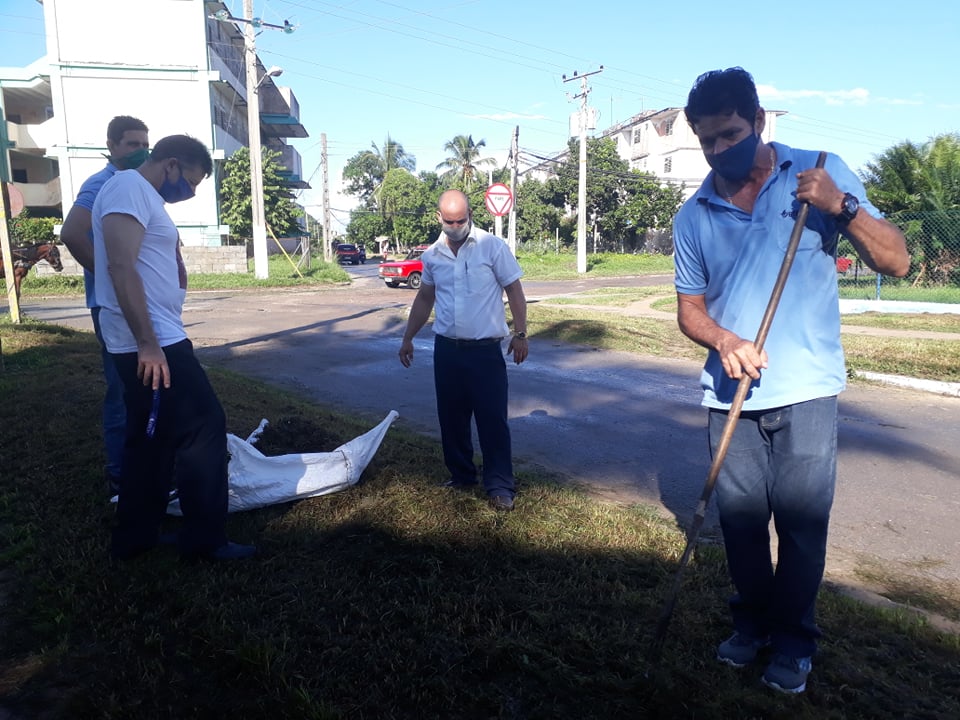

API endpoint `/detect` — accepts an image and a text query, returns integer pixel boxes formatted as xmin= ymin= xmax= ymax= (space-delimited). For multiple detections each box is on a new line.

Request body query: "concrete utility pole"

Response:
xmin=507 ymin=125 xmax=519 ymax=255
xmin=563 ymin=66 xmax=602 ymax=274
xmin=1 ymin=183 xmax=21 ymax=323
xmin=210 ymin=4 xmax=296 ymax=279
xmin=321 ymin=132 xmax=332 ymax=262
xmin=242 ymin=0 xmax=269 ymax=279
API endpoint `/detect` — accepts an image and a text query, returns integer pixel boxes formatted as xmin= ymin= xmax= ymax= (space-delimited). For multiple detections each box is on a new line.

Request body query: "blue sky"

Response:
xmin=2 ymin=0 xmax=958 ymax=231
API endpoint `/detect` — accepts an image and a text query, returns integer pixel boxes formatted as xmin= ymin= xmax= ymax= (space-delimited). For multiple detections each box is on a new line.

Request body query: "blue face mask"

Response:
xmin=706 ymin=132 xmax=759 ymax=181
xmin=158 ymin=164 xmax=195 ymax=204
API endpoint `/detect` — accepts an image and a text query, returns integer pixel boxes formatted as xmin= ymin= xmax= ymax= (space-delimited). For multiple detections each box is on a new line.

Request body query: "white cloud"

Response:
xmin=757 ymin=84 xmax=871 ymax=106
xmin=468 ymin=111 xmax=549 ymax=121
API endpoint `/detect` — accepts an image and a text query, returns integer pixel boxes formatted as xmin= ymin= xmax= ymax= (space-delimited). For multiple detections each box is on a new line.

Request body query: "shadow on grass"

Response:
xmin=1 ymin=325 xmax=958 ymax=719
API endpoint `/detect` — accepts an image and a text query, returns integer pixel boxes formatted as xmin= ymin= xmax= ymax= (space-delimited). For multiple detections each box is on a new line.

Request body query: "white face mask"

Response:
xmin=443 ymin=221 xmax=471 ymax=243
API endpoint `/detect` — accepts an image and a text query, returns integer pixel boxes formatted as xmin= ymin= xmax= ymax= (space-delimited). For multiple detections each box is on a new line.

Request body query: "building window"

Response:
xmin=664 ymin=157 xmax=672 ymax=174
xmin=665 ymin=118 xmax=674 ymax=135
xmin=12 ymin=168 xmax=28 ymax=183
xmin=633 ymin=128 xmax=642 ymax=144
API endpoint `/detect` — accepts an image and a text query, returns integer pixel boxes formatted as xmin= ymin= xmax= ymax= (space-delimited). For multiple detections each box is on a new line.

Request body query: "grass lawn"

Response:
xmin=1 ymin=321 xmax=958 ymax=719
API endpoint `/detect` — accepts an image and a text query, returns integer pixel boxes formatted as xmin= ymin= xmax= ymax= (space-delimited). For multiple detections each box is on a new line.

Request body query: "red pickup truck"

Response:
xmin=378 ymin=245 xmax=431 ymax=289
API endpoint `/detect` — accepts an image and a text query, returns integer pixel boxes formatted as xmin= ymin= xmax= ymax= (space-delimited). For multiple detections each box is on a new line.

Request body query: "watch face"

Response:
xmin=843 ymin=194 xmax=859 ymax=214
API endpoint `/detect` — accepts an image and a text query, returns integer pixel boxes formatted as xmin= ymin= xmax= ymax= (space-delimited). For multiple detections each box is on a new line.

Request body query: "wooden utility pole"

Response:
xmin=507 ymin=125 xmax=519 ymax=255
xmin=563 ymin=66 xmax=602 ymax=274
xmin=321 ymin=132 xmax=332 ymax=262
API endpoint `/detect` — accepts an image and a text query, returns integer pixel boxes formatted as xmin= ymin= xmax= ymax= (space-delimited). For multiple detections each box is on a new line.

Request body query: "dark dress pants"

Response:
xmin=111 ymin=339 xmax=229 ymax=558
xmin=433 ymin=335 xmax=515 ymax=499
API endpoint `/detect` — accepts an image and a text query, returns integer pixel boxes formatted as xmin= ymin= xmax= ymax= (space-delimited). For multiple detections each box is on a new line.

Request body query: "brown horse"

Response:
xmin=0 ymin=242 xmax=64 ymax=301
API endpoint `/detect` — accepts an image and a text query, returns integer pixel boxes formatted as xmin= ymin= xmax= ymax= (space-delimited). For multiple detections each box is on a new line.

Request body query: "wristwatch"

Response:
xmin=835 ymin=192 xmax=859 ymax=225
xmin=514 ymin=331 xmax=527 ymax=339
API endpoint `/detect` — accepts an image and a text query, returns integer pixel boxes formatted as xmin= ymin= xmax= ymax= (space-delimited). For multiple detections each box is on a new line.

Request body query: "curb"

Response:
xmin=854 ymin=371 xmax=960 ymax=398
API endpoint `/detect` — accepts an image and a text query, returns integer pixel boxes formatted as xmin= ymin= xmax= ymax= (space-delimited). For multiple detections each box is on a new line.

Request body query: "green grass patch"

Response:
xmin=543 ymin=286 xmax=672 ymax=307
xmin=14 ymin=254 xmax=350 ymax=298
xmin=528 ymin=297 xmax=960 ymax=383
xmin=517 ymin=251 xmax=674 ymax=280
xmin=839 ymin=279 xmax=960 ymax=304
xmin=840 ymin=312 xmax=960 ymax=334
xmin=0 ymin=322 xmax=957 ymax=718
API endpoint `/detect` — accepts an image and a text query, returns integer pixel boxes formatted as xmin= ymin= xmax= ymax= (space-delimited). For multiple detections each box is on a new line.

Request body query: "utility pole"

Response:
xmin=210 ymin=5 xmax=295 ymax=280
xmin=242 ymin=0 xmax=268 ymax=278
xmin=321 ymin=132 xmax=332 ymax=262
xmin=507 ymin=125 xmax=519 ymax=255
xmin=563 ymin=66 xmax=602 ymax=274
xmin=1 ymin=182 xmax=21 ymax=323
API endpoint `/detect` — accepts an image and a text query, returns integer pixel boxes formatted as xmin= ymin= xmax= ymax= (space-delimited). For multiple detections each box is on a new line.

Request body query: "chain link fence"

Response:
xmin=837 ymin=210 xmax=959 ymax=300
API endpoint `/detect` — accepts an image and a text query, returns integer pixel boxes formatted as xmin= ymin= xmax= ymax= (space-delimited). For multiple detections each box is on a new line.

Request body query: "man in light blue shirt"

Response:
xmin=61 ymin=116 xmax=149 ymax=497
xmin=673 ymin=67 xmax=909 ymax=694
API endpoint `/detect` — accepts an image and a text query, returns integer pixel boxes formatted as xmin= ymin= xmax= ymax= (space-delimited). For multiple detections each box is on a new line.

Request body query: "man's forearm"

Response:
xmin=504 ymin=281 xmax=527 ymax=333
xmin=403 ymin=294 xmax=433 ymax=342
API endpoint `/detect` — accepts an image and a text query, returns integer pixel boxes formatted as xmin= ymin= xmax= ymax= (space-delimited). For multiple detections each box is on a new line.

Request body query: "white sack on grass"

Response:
xmin=166 ymin=410 xmax=399 ymax=515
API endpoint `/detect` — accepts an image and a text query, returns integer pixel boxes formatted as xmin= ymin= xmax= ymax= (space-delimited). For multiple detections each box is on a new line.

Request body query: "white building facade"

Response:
xmin=0 ymin=0 xmax=307 ymax=247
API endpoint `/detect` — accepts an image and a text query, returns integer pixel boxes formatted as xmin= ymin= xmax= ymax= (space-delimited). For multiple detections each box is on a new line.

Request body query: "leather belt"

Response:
xmin=437 ymin=335 xmax=503 ymax=346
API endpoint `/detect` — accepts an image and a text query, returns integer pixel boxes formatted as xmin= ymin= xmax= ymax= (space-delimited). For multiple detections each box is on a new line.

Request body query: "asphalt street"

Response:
xmin=11 ymin=267 xmax=960 ymax=598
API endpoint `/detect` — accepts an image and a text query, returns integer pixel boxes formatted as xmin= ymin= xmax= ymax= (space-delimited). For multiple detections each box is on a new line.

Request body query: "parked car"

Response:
xmin=836 ymin=256 xmax=852 ymax=274
xmin=335 ymin=243 xmax=365 ymax=265
xmin=378 ymin=245 xmax=430 ymax=289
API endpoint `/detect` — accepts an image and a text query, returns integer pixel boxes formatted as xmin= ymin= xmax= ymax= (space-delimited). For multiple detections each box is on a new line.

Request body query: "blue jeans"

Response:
xmin=91 ymin=306 xmax=126 ymax=479
xmin=433 ymin=335 xmax=515 ymax=499
xmin=708 ymin=396 xmax=837 ymax=659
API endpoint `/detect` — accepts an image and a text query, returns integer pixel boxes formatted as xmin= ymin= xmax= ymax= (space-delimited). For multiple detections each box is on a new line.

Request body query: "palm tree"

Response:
xmin=372 ymin=134 xmax=417 ymax=176
xmin=368 ymin=134 xmax=416 ymax=213
xmin=436 ymin=134 xmax=496 ymax=189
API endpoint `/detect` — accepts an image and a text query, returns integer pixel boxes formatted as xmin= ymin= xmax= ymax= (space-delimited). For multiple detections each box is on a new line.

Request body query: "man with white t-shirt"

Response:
xmin=93 ymin=134 xmax=255 ymax=563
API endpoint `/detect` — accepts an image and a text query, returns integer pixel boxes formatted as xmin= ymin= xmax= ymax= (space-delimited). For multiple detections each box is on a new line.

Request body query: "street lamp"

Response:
xmin=209 ymin=3 xmax=296 ymax=279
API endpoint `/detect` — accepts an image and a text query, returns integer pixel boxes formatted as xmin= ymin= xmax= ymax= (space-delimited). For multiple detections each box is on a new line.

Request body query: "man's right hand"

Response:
xmin=399 ymin=338 xmax=415 ymax=368
xmin=717 ymin=333 xmax=768 ymax=380
xmin=137 ymin=343 xmax=171 ymax=390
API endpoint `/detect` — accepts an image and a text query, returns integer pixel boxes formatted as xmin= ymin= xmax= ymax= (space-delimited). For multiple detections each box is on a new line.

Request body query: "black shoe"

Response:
xmin=440 ymin=479 xmax=478 ymax=491
xmin=106 ymin=472 xmax=121 ymax=499
xmin=184 ymin=541 xmax=257 ymax=562
xmin=488 ymin=495 xmax=515 ymax=512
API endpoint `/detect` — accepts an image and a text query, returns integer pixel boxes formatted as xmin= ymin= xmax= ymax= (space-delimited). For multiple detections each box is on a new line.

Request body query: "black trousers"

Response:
xmin=433 ymin=335 xmax=515 ymax=498
xmin=111 ymin=339 xmax=228 ymax=557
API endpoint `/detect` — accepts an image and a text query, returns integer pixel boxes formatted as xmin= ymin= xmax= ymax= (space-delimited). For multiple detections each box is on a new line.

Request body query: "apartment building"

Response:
xmin=0 ymin=0 xmax=308 ymax=246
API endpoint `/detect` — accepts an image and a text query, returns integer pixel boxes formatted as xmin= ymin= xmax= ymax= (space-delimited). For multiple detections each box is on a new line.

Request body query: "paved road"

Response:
xmin=13 ymin=271 xmax=960 ymax=597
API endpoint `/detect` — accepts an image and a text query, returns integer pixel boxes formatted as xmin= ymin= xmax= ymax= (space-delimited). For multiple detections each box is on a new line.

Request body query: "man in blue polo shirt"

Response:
xmin=673 ymin=67 xmax=909 ymax=694
xmin=61 ymin=116 xmax=149 ymax=497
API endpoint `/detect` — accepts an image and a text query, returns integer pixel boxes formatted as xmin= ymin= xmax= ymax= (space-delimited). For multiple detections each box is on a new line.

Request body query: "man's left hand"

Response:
xmin=507 ymin=336 xmax=528 ymax=365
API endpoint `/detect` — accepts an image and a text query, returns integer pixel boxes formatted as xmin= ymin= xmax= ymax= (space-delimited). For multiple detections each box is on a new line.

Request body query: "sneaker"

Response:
xmin=762 ymin=653 xmax=813 ymax=694
xmin=488 ymin=495 xmax=515 ymax=512
xmin=717 ymin=632 xmax=771 ymax=668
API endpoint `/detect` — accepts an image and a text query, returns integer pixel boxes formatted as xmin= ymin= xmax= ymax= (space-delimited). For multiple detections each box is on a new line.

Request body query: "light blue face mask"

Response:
xmin=706 ymin=132 xmax=759 ymax=181
xmin=158 ymin=163 xmax=195 ymax=203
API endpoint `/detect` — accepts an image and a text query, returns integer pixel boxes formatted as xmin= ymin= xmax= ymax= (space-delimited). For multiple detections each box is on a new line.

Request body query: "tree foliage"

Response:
xmin=342 ymin=134 xmax=684 ymax=254
xmin=218 ymin=147 xmax=302 ymax=240
xmin=342 ymin=135 xmax=417 ymax=211
xmin=7 ymin=209 xmax=59 ymax=246
xmin=862 ymin=133 xmax=960 ymax=284
xmin=435 ymin=134 xmax=496 ymax=190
